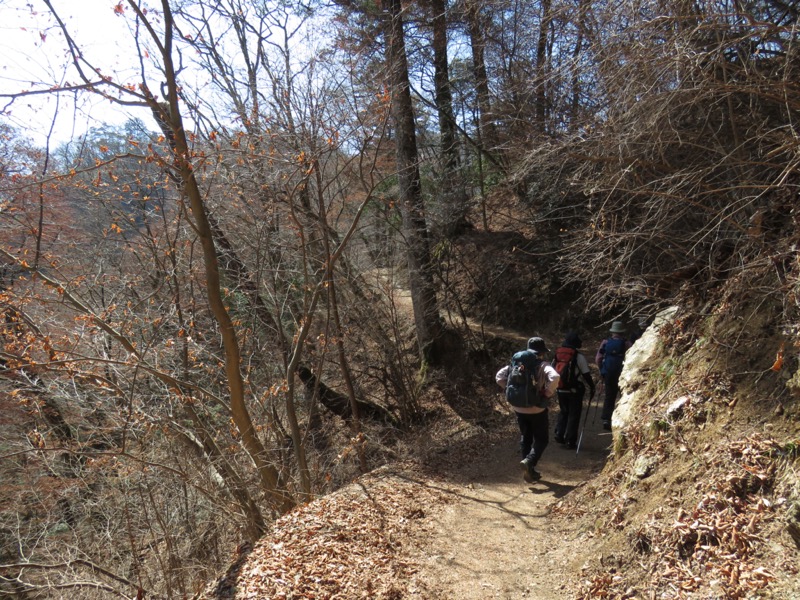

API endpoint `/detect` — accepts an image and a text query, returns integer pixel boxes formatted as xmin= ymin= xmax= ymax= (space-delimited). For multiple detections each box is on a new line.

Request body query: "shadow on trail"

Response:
xmin=392 ymin=471 xmax=552 ymax=532
xmin=528 ymin=480 xmax=577 ymax=499
xmin=414 ymin=397 xmax=611 ymax=487
xmin=388 ymin=396 xmax=613 ymax=539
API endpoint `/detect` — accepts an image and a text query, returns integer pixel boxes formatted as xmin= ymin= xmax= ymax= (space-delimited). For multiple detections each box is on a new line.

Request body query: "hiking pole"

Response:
xmin=576 ymin=394 xmax=591 ymax=454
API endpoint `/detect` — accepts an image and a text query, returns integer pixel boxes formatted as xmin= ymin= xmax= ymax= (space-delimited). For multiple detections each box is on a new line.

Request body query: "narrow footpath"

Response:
xmin=405 ymin=396 xmax=611 ymax=599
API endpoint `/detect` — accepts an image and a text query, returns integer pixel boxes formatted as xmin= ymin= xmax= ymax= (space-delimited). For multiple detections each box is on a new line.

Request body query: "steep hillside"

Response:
xmin=557 ymin=293 xmax=800 ymax=598
xmin=198 ymin=232 xmax=800 ymax=599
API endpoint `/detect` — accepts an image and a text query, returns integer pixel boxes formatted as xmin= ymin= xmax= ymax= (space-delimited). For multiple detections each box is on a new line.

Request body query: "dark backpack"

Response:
xmin=552 ymin=346 xmax=578 ymax=391
xmin=505 ymin=350 xmax=545 ymax=409
xmin=602 ymin=337 xmax=626 ymax=377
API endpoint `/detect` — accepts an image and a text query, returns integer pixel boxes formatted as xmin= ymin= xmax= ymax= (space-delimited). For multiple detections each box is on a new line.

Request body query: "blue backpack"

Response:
xmin=601 ymin=337 xmax=627 ymax=377
xmin=505 ymin=350 xmax=546 ymax=408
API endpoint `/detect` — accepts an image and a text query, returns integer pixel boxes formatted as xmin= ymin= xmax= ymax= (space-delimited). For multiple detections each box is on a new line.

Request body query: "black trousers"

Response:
xmin=555 ymin=387 xmax=584 ymax=445
xmin=601 ymin=371 xmax=621 ymax=422
xmin=515 ymin=409 xmax=549 ymax=466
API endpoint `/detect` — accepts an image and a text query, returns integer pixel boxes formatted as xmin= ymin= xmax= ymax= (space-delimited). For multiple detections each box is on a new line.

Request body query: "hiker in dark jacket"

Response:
xmin=595 ymin=321 xmax=633 ymax=431
xmin=552 ymin=332 xmax=595 ymax=449
xmin=628 ymin=317 xmax=648 ymax=345
xmin=496 ymin=337 xmax=560 ymax=483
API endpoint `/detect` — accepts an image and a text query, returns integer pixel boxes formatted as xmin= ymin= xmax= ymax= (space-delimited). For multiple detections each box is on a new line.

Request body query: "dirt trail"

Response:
xmin=385 ymin=280 xmax=610 ymax=597
xmin=405 ymin=397 xmax=611 ymax=599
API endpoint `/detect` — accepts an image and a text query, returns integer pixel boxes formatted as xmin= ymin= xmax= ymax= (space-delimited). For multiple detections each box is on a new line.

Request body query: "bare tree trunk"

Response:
xmin=382 ymin=0 xmax=445 ymax=364
xmin=430 ymin=0 xmax=458 ymax=170
xmin=465 ymin=0 xmax=498 ymax=158
xmin=313 ymin=162 xmax=368 ymax=472
xmin=535 ymin=0 xmax=553 ymax=132
xmin=570 ymin=0 xmax=590 ymax=122
xmin=166 ymin=210 xmax=269 ymax=540
xmin=429 ymin=0 xmax=470 ymax=236
xmin=181 ymin=404 xmax=268 ymax=538
xmin=150 ymin=0 xmax=294 ymax=516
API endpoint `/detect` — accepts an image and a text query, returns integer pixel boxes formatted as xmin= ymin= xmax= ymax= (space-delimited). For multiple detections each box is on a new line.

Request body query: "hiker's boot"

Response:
xmin=519 ymin=458 xmax=533 ymax=483
xmin=520 ymin=458 xmax=541 ymax=482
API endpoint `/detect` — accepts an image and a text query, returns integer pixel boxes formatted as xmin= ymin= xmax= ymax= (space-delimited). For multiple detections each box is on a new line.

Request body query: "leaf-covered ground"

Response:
xmin=201 ymin=402 xmax=611 ymax=599
xmin=201 ymin=377 xmax=799 ymax=600
xmin=201 ymin=299 xmax=800 ymax=600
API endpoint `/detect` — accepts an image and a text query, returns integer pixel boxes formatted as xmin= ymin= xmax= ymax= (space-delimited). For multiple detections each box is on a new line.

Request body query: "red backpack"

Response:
xmin=552 ymin=347 xmax=578 ymax=390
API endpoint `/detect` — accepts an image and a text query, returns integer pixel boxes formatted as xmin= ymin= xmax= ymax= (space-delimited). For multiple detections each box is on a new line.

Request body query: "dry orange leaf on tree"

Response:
xmin=770 ymin=342 xmax=784 ymax=371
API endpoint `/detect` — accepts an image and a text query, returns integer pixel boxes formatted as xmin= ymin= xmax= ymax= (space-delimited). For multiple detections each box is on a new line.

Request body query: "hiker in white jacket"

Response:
xmin=496 ymin=337 xmax=560 ymax=482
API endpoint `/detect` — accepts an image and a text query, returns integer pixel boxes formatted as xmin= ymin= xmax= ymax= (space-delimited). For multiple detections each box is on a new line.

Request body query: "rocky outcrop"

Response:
xmin=613 ymin=306 xmax=679 ymax=432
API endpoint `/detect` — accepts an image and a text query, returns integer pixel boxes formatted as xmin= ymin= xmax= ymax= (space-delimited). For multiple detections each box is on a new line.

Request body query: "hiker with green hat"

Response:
xmin=595 ymin=321 xmax=632 ymax=431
